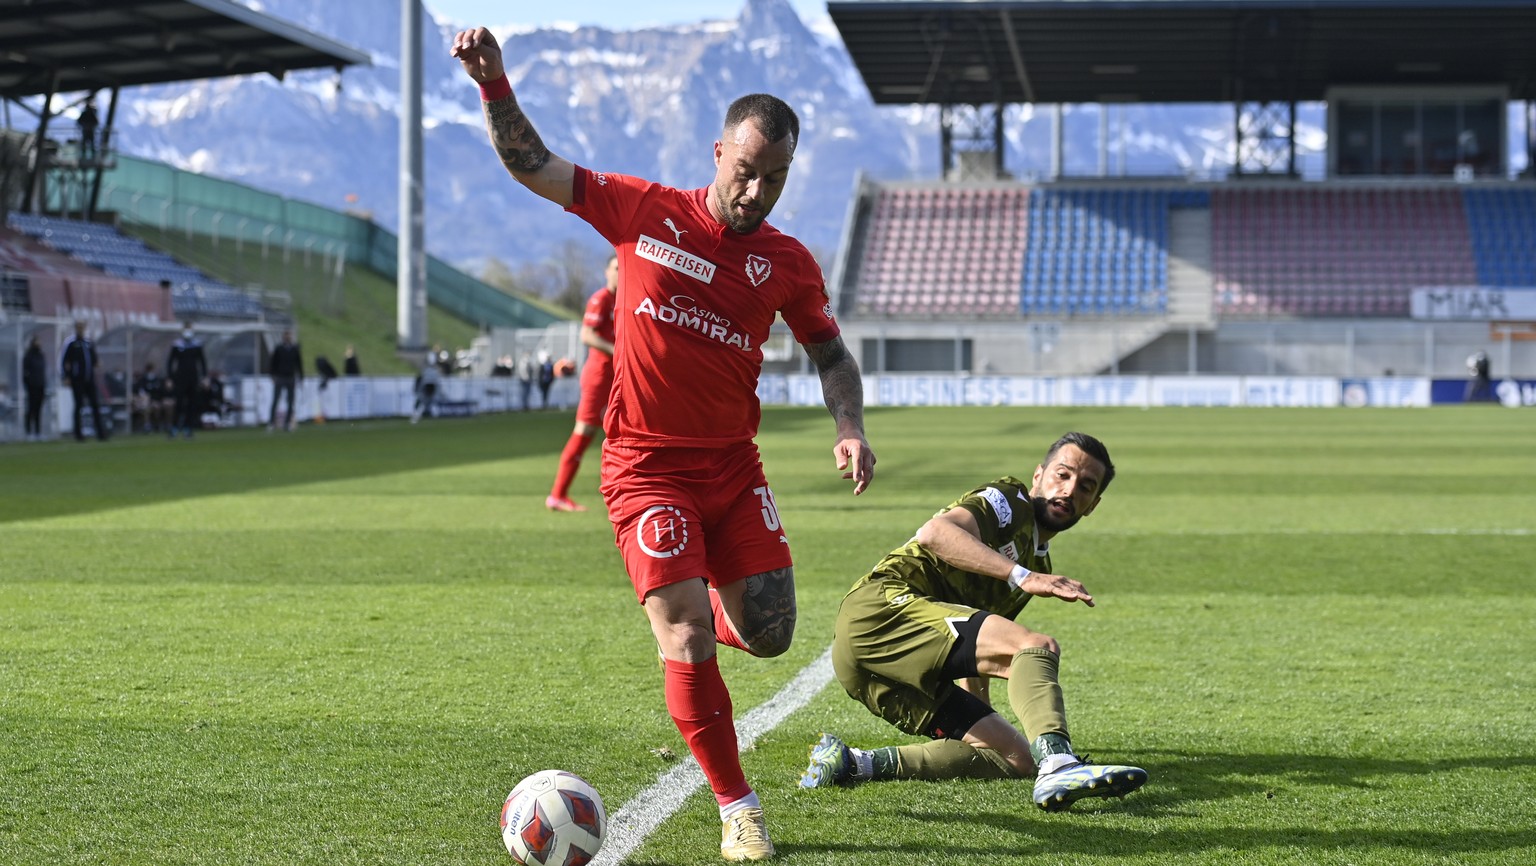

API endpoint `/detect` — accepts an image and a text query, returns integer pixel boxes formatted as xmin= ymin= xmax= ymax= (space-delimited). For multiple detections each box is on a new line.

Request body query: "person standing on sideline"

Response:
xmin=1464 ymin=350 xmax=1493 ymax=402
xmin=268 ymin=329 xmax=303 ymax=431
xmin=60 ymin=320 xmax=107 ymax=441
xmin=455 ymin=28 xmax=876 ymax=862
xmin=535 ymin=350 xmax=555 ymax=409
xmin=343 ymin=344 xmax=361 ymax=376
xmin=798 ymin=432 xmax=1148 ymax=812
xmin=22 ymin=333 xmax=47 ymax=440
xmin=165 ymin=321 xmax=207 ymax=438
xmin=515 ymin=351 xmax=535 ymax=410
xmin=547 ymin=255 xmax=619 ymax=512
xmin=411 ymin=351 xmax=441 ymax=424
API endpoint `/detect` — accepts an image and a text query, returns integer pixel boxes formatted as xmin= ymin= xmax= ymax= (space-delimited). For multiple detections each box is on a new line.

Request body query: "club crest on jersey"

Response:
xmin=981 ymin=486 xmax=1013 ymax=528
xmin=745 ymin=254 xmax=772 ymax=287
xmin=636 ymin=235 xmax=716 ymax=284
xmin=637 ymin=505 xmax=689 ymax=558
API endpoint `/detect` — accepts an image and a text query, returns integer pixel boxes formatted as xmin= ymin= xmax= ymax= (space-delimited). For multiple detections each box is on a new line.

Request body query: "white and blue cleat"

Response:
xmin=1033 ymin=761 xmax=1148 ymax=811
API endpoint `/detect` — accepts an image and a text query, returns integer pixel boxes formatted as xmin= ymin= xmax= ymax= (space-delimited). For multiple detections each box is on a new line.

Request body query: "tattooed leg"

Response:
xmin=713 ymin=567 xmax=797 ymax=658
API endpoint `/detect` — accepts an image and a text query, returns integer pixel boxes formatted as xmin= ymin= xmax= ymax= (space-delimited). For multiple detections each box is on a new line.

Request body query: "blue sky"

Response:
xmin=425 ymin=0 xmax=831 ymax=30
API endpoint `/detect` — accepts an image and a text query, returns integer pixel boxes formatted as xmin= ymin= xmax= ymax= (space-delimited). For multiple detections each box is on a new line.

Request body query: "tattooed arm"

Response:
xmin=451 ymin=27 xmax=575 ymax=208
xmin=804 ymin=335 xmax=876 ymax=495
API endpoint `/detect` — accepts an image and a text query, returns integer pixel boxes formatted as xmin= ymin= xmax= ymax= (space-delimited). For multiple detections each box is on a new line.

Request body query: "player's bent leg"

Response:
xmin=960 ymin=712 xmax=1037 ymax=778
xmin=712 ymin=567 xmax=796 ymax=658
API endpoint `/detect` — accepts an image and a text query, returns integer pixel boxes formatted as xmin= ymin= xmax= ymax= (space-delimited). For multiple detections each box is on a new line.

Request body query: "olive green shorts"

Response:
xmin=831 ymin=574 xmax=983 ymax=737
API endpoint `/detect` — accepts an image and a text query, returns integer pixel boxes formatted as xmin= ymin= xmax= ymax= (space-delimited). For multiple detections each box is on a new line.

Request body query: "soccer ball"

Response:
xmin=500 ymin=769 xmax=606 ymax=866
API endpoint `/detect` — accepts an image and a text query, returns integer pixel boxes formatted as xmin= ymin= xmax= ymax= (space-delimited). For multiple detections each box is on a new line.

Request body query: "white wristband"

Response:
xmin=1007 ymin=564 xmax=1031 ymax=591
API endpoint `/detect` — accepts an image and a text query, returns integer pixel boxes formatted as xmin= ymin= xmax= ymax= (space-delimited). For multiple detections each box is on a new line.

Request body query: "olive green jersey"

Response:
xmin=857 ymin=475 xmax=1051 ymax=620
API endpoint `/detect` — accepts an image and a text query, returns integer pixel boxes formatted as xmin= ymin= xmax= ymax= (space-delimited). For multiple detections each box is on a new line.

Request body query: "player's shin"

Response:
xmin=882 ymin=740 xmax=1021 ymax=781
xmin=1007 ymin=647 xmax=1074 ymax=765
xmin=663 ymin=656 xmax=752 ymax=804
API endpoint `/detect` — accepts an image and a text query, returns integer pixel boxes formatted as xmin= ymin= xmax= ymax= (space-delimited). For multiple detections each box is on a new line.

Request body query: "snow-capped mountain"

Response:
xmin=60 ymin=0 xmax=1292 ymax=270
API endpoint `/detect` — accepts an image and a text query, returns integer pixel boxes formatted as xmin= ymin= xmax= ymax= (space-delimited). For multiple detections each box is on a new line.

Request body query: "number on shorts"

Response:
xmin=753 ymin=485 xmax=781 ymax=531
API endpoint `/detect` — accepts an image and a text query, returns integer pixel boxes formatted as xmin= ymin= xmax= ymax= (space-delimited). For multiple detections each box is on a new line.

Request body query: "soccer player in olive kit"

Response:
xmin=455 ymin=26 xmax=876 ymax=862
xmin=799 ymin=432 xmax=1148 ymax=812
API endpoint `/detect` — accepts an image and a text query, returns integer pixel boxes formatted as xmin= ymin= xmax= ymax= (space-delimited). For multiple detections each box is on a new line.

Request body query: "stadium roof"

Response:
xmin=828 ymin=0 xmax=1536 ymax=106
xmin=0 ymin=0 xmax=371 ymax=99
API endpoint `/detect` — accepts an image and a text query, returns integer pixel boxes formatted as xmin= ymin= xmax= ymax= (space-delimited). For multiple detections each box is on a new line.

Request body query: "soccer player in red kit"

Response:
xmin=547 ymin=255 xmax=618 ymax=512
xmin=455 ymin=27 xmax=876 ymax=862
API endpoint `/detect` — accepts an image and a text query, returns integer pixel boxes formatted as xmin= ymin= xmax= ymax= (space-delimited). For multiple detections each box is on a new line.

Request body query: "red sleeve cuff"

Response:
xmin=479 ymin=74 xmax=512 ymax=101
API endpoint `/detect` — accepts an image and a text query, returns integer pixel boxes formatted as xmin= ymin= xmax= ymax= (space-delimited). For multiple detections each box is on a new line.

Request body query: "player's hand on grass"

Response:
xmin=835 ymin=435 xmax=876 ymax=495
xmin=451 ymin=27 xmax=505 ymax=83
xmin=1021 ymin=571 xmax=1095 ymax=607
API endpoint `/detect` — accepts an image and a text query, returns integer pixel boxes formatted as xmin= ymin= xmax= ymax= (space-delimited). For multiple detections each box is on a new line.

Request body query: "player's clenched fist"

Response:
xmin=450 ymin=27 xmax=504 ymax=83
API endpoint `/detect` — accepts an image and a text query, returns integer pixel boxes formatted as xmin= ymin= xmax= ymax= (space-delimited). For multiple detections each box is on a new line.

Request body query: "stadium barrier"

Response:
xmin=757 ymin=373 xmax=1528 ymax=409
xmin=22 ymin=372 xmax=1529 ymax=443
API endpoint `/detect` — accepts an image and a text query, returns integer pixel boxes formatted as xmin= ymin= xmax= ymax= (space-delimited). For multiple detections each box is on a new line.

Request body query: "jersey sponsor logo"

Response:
xmin=745 ymin=254 xmax=772 ymax=287
xmin=636 ymin=234 xmax=716 ymax=284
xmin=636 ymin=505 xmax=689 ymax=558
xmin=822 ymin=302 xmax=835 ymax=321
xmin=981 ymin=486 xmax=1013 ymax=528
xmin=594 ymin=171 xmax=608 ymax=186
xmin=890 ymin=593 xmax=913 ymax=606
xmin=998 ymin=541 xmax=1019 ymax=561
xmin=663 ymin=217 xmax=687 ymax=245
xmin=632 ymin=294 xmax=755 ymax=352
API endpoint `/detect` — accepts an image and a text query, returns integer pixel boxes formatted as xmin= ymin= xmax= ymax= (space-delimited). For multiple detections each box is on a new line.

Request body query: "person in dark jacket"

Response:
xmin=22 ymin=333 xmax=47 ymax=440
xmin=268 ymin=329 xmax=303 ymax=431
xmin=165 ymin=321 xmax=207 ymax=438
xmin=60 ymin=321 xmax=107 ymax=441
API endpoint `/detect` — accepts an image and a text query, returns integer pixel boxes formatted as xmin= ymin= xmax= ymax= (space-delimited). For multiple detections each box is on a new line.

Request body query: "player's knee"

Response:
xmin=746 ymin=614 xmax=796 ymax=658
xmin=1020 ymin=631 xmax=1059 ymax=656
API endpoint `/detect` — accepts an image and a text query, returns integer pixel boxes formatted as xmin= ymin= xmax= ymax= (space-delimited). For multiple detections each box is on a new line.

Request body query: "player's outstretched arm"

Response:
xmin=916 ymin=509 xmax=1094 ymax=607
xmin=805 ymin=335 xmax=875 ymax=494
xmin=451 ymin=27 xmax=575 ymax=208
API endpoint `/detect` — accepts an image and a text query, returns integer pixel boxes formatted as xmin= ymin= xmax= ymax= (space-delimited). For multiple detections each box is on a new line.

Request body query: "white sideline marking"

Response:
xmin=591 ymin=646 xmax=835 ymax=866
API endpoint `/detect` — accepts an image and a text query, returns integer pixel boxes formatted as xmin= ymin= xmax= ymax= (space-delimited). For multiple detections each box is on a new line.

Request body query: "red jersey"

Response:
xmin=581 ymin=285 xmax=616 ymax=378
xmin=567 ymin=166 xmax=839 ymax=449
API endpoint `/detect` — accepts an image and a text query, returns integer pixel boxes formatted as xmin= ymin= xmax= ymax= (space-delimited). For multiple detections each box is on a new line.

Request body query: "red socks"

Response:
xmin=664 ymin=656 xmax=752 ymax=805
xmin=550 ymin=432 xmax=594 ymax=499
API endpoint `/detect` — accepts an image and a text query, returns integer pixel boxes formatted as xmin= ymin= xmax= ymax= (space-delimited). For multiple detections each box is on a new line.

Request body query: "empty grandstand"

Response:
xmin=820 ymin=0 xmax=1536 ymax=385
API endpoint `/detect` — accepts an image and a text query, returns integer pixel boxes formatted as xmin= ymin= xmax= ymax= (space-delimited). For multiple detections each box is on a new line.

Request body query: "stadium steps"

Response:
xmin=1166 ymin=208 xmax=1215 ymax=326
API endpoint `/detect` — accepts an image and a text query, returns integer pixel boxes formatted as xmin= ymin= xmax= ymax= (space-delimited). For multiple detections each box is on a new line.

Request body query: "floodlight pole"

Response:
xmin=397 ymin=0 xmax=428 ymax=356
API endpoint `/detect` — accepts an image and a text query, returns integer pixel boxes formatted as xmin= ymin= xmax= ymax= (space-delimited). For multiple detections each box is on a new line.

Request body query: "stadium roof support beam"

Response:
xmin=997 ymin=9 xmax=1035 ymax=105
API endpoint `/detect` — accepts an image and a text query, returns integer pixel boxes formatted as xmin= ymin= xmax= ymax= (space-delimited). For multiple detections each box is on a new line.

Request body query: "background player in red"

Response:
xmin=547 ymin=255 xmax=618 ymax=512
xmin=455 ymin=26 xmax=877 ymax=862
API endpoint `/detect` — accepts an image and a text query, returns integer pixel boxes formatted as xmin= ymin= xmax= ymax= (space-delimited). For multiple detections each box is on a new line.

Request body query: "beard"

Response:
xmin=1031 ymin=494 xmax=1082 ymax=533
xmin=714 ymin=185 xmax=767 ymax=234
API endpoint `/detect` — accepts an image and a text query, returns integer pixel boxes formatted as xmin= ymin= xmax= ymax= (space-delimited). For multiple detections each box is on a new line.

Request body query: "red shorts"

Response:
xmin=601 ymin=442 xmax=793 ymax=603
xmin=576 ymin=355 xmax=613 ymax=427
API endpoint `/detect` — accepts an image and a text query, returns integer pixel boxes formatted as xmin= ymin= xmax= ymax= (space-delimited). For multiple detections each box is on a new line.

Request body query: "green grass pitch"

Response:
xmin=2 ymin=406 xmax=1533 ymax=865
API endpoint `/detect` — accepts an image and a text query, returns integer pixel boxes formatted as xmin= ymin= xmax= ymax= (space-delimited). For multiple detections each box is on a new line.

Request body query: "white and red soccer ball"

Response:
xmin=500 ymin=770 xmax=606 ymax=866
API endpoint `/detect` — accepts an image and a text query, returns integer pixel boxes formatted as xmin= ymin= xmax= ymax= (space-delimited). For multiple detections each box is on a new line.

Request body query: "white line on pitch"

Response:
xmin=591 ymin=646 xmax=835 ymax=866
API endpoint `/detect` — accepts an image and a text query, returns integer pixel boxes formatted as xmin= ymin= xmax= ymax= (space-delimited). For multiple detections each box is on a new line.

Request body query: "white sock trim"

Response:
xmin=719 ymin=791 xmax=761 ymax=821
